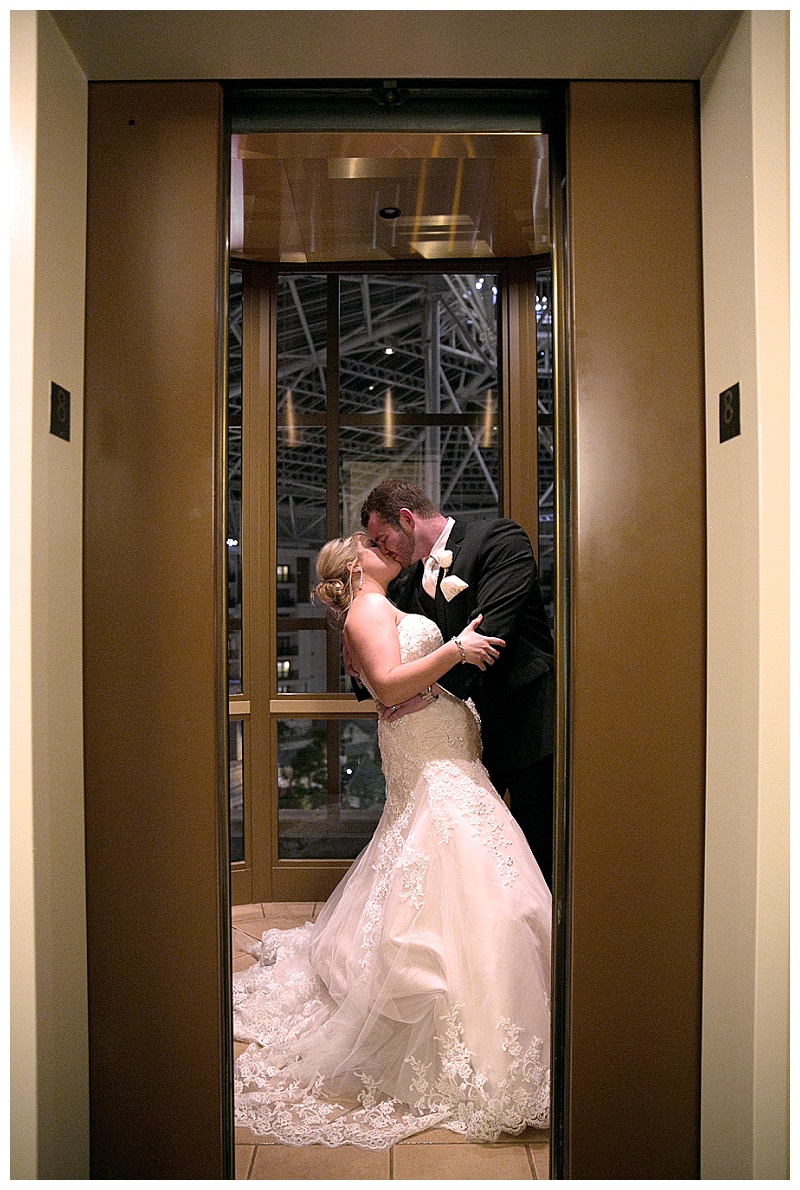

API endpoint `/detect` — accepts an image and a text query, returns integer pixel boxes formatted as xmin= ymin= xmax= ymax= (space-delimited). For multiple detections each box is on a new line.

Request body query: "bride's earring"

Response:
xmin=348 ymin=565 xmax=363 ymax=600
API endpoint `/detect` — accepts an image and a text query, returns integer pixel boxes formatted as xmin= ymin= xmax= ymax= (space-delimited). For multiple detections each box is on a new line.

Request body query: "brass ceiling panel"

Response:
xmin=232 ymin=133 xmax=550 ymax=263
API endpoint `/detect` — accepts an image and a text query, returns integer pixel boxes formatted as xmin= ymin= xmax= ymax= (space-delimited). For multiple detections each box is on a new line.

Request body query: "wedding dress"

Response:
xmin=233 ymin=613 xmax=551 ymax=1149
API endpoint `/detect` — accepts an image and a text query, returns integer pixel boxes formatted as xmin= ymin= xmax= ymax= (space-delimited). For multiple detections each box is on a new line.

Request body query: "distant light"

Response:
xmin=227 ymin=538 xmax=239 ymax=548
xmin=345 ymin=767 xmax=353 ymax=775
xmin=384 ymin=347 xmax=394 ymax=355
xmin=476 ymin=277 xmax=485 ymax=290
xmin=284 ymin=388 xmax=298 ymax=448
xmin=491 ymin=286 xmax=498 ymax=296
xmin=383 ymin=388 xmax=395 ymax=449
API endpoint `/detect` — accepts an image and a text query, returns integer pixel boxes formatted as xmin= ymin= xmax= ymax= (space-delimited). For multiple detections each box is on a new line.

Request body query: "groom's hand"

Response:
xmin=378 ymin=695 xmax=426 ymax=723
xmin=378 ymin=684 xmax=443 ymax=723
xmin=342 ymin=639 xmax=360 ymax=680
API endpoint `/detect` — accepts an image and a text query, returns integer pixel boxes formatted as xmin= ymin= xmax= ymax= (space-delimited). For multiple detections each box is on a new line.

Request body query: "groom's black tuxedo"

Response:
xmin=388 ymin=517 xmax=555 ymax=780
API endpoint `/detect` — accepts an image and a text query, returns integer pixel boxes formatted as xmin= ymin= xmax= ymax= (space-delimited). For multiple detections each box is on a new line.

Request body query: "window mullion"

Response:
xmin=326 ymin=276 xmax=342 ymax=693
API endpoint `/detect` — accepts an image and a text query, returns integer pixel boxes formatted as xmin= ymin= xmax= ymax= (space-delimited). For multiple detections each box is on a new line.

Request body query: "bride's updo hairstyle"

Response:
xmin=312 ymin=534 xmax=363 ymax=620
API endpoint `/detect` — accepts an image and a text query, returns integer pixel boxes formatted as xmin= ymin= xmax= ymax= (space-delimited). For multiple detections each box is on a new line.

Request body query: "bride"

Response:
xmin=233 ymin=532 xmax=552 ymax=1148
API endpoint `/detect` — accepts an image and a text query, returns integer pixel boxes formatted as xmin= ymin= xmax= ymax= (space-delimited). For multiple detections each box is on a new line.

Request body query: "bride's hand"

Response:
xmin=456 ymin=615 xmax=505 ymax=670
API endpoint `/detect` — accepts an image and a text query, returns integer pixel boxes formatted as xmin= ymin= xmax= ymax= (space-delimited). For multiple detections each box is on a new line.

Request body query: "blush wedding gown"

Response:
xmin=233 ymin=613 xmax=551 ymax=1148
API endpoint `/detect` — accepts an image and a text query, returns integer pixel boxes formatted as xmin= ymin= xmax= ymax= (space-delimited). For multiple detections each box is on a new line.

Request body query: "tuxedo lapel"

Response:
xmin=434 ymin=518 xmax=468 ymax=636
xmin=446 ymin=517 xmax=467 ymax=553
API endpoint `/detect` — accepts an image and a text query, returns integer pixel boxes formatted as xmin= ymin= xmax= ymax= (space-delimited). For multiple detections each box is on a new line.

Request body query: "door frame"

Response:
xmin=82 ymin=79 xmax=706 ymax=1180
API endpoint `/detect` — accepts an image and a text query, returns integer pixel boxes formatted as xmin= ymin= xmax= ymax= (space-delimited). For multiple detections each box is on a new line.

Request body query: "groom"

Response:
xmin=359 ymin=477 xmax=555 ymax=889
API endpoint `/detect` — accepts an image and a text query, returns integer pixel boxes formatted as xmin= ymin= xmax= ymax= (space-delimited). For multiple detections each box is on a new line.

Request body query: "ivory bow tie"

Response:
xmin=422 ymin=549 xmax=452 ymax=597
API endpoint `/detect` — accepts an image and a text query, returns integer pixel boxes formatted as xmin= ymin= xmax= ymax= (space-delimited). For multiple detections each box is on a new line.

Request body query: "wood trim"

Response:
xmin=230 ymin=867 xmax=253 ymax=905
xmin=272 ymin=863 xmax=351 ymax=902
xmin=234 ymin=263 xmax=253 ymax=903
xmin=269 ymin=699 xmax=378 ymax=715
xmin=242 ymin=263 xmax=276 ymax=902
xmin=504 ymin=261 xmax=545 ymax=549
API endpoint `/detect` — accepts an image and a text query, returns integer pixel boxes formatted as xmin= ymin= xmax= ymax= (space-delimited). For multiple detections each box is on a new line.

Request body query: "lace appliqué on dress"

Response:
xmin=425 ymin=760 xmax=518 ymax=886
xmin=407 ymin=1005 xmax=550 ymax=1137
xmin=398 ymin=845 xmax=430 ymax=910
xmin=234 ymin=1000 xmax=549 ymax=1148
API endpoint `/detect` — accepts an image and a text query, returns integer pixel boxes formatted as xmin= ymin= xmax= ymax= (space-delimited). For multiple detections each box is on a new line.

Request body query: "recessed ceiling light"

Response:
xmin=379 ymin=206 xmax=401 ymax=220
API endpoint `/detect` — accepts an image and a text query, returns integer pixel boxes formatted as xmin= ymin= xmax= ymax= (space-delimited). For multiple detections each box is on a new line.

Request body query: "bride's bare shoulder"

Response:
xmin=345 ymin=592 xmax=393 ymax=629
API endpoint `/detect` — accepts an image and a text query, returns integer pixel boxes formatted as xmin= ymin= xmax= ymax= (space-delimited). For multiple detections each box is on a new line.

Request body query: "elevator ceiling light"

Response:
xmin=379 ymin=206 xmax=402 ymax=219
xmin=411 ymin=239 xmax=494 ymax=259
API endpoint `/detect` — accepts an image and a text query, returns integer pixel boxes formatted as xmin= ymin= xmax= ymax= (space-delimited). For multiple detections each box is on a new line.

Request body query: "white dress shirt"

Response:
xmin=422 ymin=517 xmax=455 ymax=598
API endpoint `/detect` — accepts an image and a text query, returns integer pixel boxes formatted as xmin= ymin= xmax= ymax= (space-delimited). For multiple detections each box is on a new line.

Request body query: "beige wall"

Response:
xmin=700 ymin=10 xmax=790 ymax=1180
xmin=10 ymin=10 xmax=89 ymax=1179
xmin=10 ymin=11 xmax=38 ymax=1178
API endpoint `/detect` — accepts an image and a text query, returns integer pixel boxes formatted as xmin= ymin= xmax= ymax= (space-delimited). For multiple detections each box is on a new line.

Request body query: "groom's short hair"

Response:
xmin=361 ymin=478 xmax=439 ymax=529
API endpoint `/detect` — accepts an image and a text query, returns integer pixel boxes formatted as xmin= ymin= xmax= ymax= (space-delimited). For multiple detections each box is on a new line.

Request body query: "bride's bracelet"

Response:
xmin=452 ymin=636 xmax=467 ymax=664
